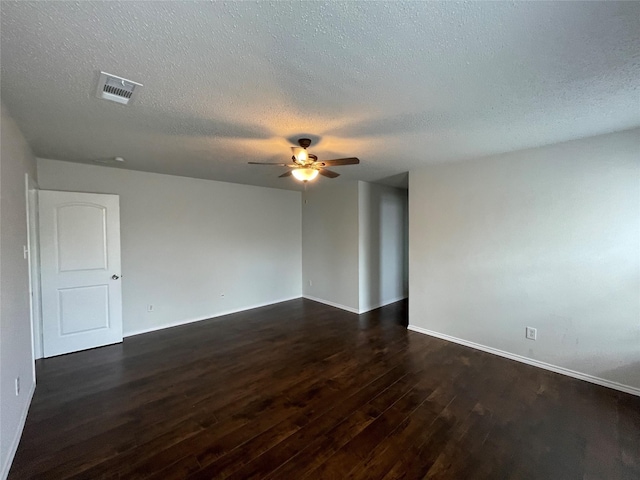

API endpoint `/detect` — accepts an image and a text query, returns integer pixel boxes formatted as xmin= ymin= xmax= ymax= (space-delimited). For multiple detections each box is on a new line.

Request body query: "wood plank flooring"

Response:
xmin=9 ymin=298 xmax=640 ymax=479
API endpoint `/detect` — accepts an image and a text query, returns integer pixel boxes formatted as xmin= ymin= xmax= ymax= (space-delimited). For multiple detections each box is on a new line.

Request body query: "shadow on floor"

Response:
xmin=358 ymin=297 xmax=408 ymax=329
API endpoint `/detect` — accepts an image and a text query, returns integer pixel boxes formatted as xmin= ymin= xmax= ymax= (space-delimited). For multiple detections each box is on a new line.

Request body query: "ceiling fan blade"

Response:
xmin=279 ymin=171 xmax=293 ymax=178
xmin=248 ymin=162 xmax=289 ymax=166
xmin=319 ymin=169 xmax=340 ymax=178
xmin=318 ymin=157 xmax=360 ymax=167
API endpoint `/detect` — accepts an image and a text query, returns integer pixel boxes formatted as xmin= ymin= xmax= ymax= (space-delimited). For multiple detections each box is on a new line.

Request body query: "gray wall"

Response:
xmin=302 ymin=181 xmax=408 ymax=313
xmin=1 ymin=103 xmax=37 ymax=478
xmin=302 ymin=182 xmax=360 ymax=312
xmin=37 ymin=159 xmax=302 ymax=338
xmin=358 ymin=182 xmax=408 ymax=312
xmin=409 ymin=128 xmax=640 ymax=391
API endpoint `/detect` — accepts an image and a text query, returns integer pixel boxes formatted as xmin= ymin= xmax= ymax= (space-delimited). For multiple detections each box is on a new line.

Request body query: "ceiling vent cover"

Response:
xmin=96 ymin=72 xmax=142 ymax=105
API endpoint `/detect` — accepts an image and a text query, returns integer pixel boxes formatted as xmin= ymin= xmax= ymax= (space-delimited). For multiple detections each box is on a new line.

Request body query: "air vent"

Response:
xmin=96 ymin=72 xmax=142 ymax=105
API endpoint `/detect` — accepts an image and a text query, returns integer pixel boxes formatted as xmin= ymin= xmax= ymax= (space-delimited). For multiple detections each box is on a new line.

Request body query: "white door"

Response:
xmin=39 ymin=190 xmax=122 ymax=358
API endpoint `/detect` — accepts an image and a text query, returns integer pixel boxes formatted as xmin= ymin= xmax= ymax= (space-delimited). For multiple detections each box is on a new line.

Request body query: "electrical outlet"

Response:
xmin=15 ymin=377 xmax=20 ymax=396
xmin=147 ymin=304 xmax=154 ymax=312
xmin=525 ymin=327 xmax=537 ymax=340
xmin=308 ymin=280 xmax=312 ymax=287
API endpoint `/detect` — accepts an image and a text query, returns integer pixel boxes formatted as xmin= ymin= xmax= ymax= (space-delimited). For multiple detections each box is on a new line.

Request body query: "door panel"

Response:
xmin=56 ymin=204 xmax=107 ymax=272
xmin=39 ymin=190 xmax=122 ymax=358
xmin=58 ymin=285 xmax=110 ymax=334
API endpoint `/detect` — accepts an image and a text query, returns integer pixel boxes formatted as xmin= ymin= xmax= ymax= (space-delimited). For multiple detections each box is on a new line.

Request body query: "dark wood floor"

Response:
xmin=9 ymin=298 xmax=640 ymax=479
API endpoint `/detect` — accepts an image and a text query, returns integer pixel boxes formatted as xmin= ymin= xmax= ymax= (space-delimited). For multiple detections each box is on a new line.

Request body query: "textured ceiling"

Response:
xmin=1 ymin=1 xmax=639 ymax=190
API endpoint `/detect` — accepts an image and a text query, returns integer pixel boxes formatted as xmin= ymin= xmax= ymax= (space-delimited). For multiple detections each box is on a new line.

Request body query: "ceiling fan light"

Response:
xmin=291 ymin=146 xmax=308 ymax=163
xmin=291 ymin=168 xmax=319 ymax=182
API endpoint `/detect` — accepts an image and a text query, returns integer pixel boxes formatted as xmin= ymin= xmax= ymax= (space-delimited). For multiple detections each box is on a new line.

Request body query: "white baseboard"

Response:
xmin=359 ymin=295 xmax=408 ymax=314
xmin=125 ymin=295 xmax=302 ymax=337
xmin=407 ymin=325 xmax=640 ymax=397
xmin=1 ymin=381 xmax=36 ymax=480
xmin=303 ymin=295 xmax=408 ymax=315
xmin=127 ymin=294 xmax=408 ymax=337
xmin=302 ymin=295 xmax=360 ymax=314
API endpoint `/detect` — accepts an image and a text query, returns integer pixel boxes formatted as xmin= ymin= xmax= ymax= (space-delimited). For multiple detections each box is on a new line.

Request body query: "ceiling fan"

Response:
xmin=249 ymin=138 xmax=360 ymax=182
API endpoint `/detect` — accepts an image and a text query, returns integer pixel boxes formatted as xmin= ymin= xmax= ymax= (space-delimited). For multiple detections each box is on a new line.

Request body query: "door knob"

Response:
xmin=111 ymin=274 xmax=120 ymax=280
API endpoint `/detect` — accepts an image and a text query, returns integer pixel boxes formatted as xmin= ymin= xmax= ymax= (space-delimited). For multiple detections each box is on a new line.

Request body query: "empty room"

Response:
xmin=1 ymin=1 xmax=639 ymax=479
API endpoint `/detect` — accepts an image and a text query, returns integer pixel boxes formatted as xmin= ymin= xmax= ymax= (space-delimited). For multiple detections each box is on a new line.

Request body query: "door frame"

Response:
xmin=25 ymin=173 xmax=42 ymax=375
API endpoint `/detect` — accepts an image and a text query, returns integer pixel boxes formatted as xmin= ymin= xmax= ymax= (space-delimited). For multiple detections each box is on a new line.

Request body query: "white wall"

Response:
xmin=409 ymin=128 xmax=640 ymax=392
xmin=302 ymin=182 xmax=360 ymax=312
xmin=37 ymin=159 xmax=302 ymax=337
xmin=1 ymin=103 xmax=37 ymax=479
xmin=358 ymin=182 xmax=408 ymax=312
